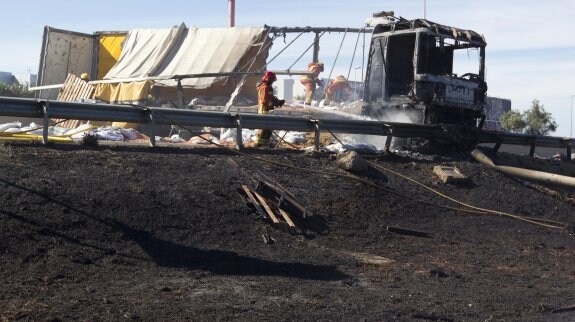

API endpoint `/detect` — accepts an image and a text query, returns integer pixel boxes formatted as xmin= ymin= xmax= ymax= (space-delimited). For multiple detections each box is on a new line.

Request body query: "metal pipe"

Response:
xmin=471 ymin=149 xmax=575 ymax=189
xmin=269 ymin=27 xmax=371 ymax=34
xmin=30 ymin=70 xmax=316 ymax=89
xmin=312 ymin=32 xmax=320 ymax=63
xmin=570 ymin=95 xmax=574 ymax=138
xmin=228 ymin=0 xmax=235 ymax=27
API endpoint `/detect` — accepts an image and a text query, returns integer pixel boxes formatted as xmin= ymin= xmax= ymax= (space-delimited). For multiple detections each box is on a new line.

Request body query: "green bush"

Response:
xmin=499 ymin=99 xmax=557 ymax=135
xmin=0 ymin=83 xmax=34 ymax=98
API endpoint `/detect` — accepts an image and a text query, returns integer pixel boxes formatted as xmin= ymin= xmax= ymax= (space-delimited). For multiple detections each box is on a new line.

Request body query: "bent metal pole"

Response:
xmin=471 ymin=149 xmax=575 ymax=189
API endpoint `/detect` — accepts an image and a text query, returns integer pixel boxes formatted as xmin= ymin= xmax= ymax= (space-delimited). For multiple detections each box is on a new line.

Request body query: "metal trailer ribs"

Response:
xmin=0 ymin=96 xmax=572 ymax=158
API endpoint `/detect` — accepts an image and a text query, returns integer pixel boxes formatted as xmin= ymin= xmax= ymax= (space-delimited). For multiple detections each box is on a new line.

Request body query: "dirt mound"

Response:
xmin=0 ymin=142 xmax=574 ymax=321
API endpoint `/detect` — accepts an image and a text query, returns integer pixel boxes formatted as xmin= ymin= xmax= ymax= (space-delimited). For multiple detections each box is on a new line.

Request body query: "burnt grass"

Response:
xmin=0 ymin=142 xmax=574 ymax=321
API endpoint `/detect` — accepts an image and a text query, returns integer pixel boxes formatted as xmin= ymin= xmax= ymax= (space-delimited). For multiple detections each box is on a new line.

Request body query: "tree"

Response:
xmin=499 ymin=109 xmax=526 ymax=133
xmin=0 ymin=83 xmax=34 ymax=98
xmin=523 ymin=99 xmax=557 ymax=135
xmin=499 ymin=99 xmax=557 ymax=135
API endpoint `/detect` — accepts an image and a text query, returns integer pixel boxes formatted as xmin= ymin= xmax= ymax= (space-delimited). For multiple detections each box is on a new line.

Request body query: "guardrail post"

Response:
xmin=313 ymin=122 xmax=320 ymax=151
xmin=492 ymin=141 xmax=502 ymax=153
xmin=235 ymin=114 xmax=243 ymax=151
xmin=148 ymin=110 xmax=156 ymax=147
xmin=529 ymin=138 xmax=536 ymax=157
xmin=176 ymin=79 xmax=185 ymax=108
xmin=42 ymin=100 xmax=49 ymax=145
xmin=384 ymin=131 xmax=393 ymax=153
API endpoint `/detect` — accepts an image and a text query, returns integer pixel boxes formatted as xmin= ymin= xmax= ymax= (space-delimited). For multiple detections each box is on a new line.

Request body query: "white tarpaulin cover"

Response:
xmin=104 ymin=25 xmax=265 ymax=89
xmin=104 ymin=24 xmax=186 ymax=79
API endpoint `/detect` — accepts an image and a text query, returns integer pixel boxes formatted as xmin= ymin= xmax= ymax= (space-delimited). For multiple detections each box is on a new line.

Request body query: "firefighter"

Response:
xmin=255 ymin=71 xmax=284 ymax=147
xmin=80 ymin=73 xmax=90 ymax=82
xmin=324 ymin=75 xmax=352 ymax=106
xmin=299 ymin=62 xmax=324 ymax=105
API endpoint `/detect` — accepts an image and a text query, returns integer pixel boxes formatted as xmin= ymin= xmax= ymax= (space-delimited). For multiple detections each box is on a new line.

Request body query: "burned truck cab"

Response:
xmin=364 ymin=17 xmax=487 ymax=128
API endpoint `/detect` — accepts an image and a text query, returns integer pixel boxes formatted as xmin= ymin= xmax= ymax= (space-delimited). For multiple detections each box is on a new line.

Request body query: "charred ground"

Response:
xmin=0 ymin=142 xmax=574 ymax=321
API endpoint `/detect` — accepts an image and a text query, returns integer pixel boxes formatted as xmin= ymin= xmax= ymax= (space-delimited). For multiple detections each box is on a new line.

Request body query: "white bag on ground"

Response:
xmin=0 ymin=122 xmax=21 ymax=132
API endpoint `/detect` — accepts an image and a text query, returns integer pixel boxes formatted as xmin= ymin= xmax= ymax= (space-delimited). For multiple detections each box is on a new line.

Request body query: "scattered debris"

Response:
xmin=239 ymin=185 xmax=266 ymax=219
xmin=52 ymin=73 xmax=96 ymax=129
xmin=275 ymin=131 xmax=308 ymax=145
xmin=520 ymin=181 xmax=575 ymax=206
xmin=254 ymin=173 xmax=314 ymax=219
xmin=189 ymin=134 xmax=217 ymax=145
xmin=238 ymin=173 xmax=326 ymax=235
xmin=304 ymin=149 xmax=327 ymax=158
xmin=238 ymin=183 xmax=297 ymax=232
xmin=429 ymin=268 xmax=461 ymax=279
xmin=252 ymin=190 xmax=280 ymax=224
xmin=386 ymin=226 xmax=431 ymax=238
xmin=81 ymin=132 xmax=99 ymax=147
xmin=261 ymin=228 xmax=276 ymax=245
xmin=433 ymin=165 xmax=468 ymax=184
xmin=277 ymin=208 xmax=296 ymax=228
xmin=411 ymin=313 xmax=454 ymax=322
xmin=348 ymin=252 xmax=394 ymax=266
xmin=551 ymin=304 xmax=575 ymax=314
xmin=336 ymin=151 xmax=369 ymax=173
xmin=322 ymin=142 xmax=380 ymax=154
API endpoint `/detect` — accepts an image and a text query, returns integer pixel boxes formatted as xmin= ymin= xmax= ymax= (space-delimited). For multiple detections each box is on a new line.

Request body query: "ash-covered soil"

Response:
xmin=0 ymin=142 xmax=574 ymax=321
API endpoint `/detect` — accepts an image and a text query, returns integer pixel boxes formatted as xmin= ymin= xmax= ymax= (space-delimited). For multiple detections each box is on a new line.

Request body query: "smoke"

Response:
xmin=309 ymin=100 xmax=425 ymax=150
xmin=341 ymin=106 xmax=424 ymax=150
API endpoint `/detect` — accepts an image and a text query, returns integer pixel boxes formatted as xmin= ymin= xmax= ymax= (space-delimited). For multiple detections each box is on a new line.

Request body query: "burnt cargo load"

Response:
xmin=364 ymin=16 xmax=487 ymax=128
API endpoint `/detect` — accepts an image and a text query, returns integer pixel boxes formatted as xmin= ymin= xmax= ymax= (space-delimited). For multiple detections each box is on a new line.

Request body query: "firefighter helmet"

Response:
xmin=262 ymin=71 xmax=277 ymax=83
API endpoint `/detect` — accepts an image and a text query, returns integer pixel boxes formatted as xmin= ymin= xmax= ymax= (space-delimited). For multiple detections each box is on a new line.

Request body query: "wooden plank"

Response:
xmin=78 ymin=83 xmax=89 ymax=100
xmin=278 ymin=208 xmax=296 ymax=228
xmin=256 ymin=178 xmax=312 ymax=218
xmin=60 ymin=120 xmax=74 ymax=129
xmin=57 ymin=75 xmax=72 ymax=101
xmin=64 ymin=78 xmax=78 ymax=102
xmin=69 ymin=78 xmax=84 ymax=100
xmin=257 ymin=173 xmax=300 ymax=201
xmin=56 ymin=74 xmax=73 ymax=100
xmin=59 ymin=78 xmax=69 ymax=100
xmin=79 ymin=81 xmax=94 ymax=99
xmin=83 ymin=85 xmax=95 ymax=99
xmin=348 ymin=252 xmax=395 ymax=266
xmin=240 ymin=185 xmax=266 ymax=218
xmin=63 ymin=75 xmax=78 ymax=101
xmin=386 ymin=226 xmax=431 ymax=238
xmin=54 ymin=74 xmax=95 ymax=127
xmin=65 ymin=78 xmax=78 ymax=101
xmin=66 ymin=120 xmax=81 ymax=129
xmin=252 ymin=191 xmax=280 ymax=224
xmin=433 ymin=166 xmax=467 ymax=184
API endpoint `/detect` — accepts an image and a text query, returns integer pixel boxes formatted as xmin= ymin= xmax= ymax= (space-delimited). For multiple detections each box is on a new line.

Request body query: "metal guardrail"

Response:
xmin=0 ymin=96 xmax=572 ymax=158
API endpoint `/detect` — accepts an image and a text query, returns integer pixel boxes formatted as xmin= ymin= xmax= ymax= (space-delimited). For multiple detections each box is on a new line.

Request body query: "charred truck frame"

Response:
xmin=364 ymin=16 xmax=487 ymax=129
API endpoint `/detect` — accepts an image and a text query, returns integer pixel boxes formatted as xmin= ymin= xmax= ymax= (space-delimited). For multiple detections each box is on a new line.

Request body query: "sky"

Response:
xmin=1 ymin=0 xmax=574 ymax=136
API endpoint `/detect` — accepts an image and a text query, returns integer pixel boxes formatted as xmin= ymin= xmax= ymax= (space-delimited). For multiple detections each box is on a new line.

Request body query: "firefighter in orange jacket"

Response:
xmin=255 ymin=71 xmax=284 ymax=147
xmin=300 ymin=62 xmax=324 ymax=105
xmin=324 ymin=75 xmax=352 ymax=106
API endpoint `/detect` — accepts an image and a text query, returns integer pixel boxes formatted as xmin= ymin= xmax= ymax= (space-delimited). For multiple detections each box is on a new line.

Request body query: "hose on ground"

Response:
xmin=136 ymin=105 xmax=568 ymax=231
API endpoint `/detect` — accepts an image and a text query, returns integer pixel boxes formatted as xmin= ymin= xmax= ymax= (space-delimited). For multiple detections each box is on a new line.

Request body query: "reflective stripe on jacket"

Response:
xmin=300 ymin=63 xmax=322 ymax=84
xmin=257 ymin=81 xmax=274 ymax=113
